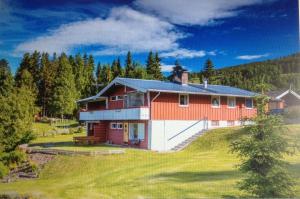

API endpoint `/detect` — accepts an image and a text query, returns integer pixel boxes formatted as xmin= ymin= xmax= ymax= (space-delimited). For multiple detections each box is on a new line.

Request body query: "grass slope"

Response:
xmin=0 ymin=126 xmax=299 ymax=199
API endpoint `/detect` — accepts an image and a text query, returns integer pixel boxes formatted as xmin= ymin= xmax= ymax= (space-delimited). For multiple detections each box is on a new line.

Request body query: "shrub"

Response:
xmin=0 ymin=150 xmax=27 ymax=168
xmin=0 ymin=162 xmax=9 ymax=179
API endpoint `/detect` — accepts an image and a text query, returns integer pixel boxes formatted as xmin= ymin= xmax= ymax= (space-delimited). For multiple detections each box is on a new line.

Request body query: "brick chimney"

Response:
xmin=172 ymin=70 xmax=189 ymax=85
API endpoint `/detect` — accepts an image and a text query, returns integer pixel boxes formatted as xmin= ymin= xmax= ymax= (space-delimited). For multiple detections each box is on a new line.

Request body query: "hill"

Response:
xmin=0 ymin=125 xmax=299 ymax=198
xmin=190 ymin=53 xmax=300 ymax=92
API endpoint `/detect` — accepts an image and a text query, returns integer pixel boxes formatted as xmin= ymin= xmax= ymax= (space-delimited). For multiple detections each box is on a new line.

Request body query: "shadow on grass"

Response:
xmin=154 ymin=170 xmax=240 ymax=183
xmin=55 ymin=123 xmax=80 ymax=128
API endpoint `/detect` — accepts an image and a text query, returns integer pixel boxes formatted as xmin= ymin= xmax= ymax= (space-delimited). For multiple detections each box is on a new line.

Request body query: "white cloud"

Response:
xmin=134 ymin=0 xmax=274 ymax=26
xmin=160 ymin=64 xmax=174 ymax=72
xmin=15 ymin=7 xmax=186 ymax=54
xmin=160 ymin=49 xmax=208 ymax=59
xmin=236 ymin=53 xmax=269 ymax=60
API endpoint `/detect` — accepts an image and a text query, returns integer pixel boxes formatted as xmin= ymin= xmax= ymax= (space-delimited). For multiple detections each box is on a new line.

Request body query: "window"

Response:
xmin=211 ymin=120 xmax=219 ymax=126
xmin=111 ymin=122 xmax=123 ymax=129
xmin=110 ymin=123 xmax=118 ymax=129
xmin=129 ymin=123 xmax=145 ymax=140
xmin=245 ymin=98 xmax=253 ymax=109
xmin=211 ymin=96 xmax=220 ymax=108
xmin=179 ymin=94 xmax=189 ymax=106
xmin=227 ymin=97 xmax=236 ymax=108
xmin=117 ymin=123 xmax=123 ymax=129
xmin=227 ymin=121 xmax=235 ymax=126
xmin=110 ymin=95 xmax=123 ymax=101
xmin=125 ymin=92 xmax=144 ymax=107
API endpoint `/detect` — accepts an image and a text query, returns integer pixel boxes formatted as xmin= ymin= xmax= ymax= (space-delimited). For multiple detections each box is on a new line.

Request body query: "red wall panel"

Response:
xmin=150 ymin=92 xmax=256 ymax=120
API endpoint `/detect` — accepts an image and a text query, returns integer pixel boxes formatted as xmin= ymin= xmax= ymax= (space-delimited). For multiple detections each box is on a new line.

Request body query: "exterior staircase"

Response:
xmin=171 ymin=130 xmax=206 ymax=151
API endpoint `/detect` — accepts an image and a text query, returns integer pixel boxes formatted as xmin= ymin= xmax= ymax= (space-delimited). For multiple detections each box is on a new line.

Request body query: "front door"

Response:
xmin=123 ymin=122 xmax=129 ymax=143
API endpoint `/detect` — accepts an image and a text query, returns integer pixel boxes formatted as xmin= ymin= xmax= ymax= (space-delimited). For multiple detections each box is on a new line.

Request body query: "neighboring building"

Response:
xmin=77 ymin=72 xmax=257 ymax=151
xmin=267 ymin=88 xmax=300 ymax=114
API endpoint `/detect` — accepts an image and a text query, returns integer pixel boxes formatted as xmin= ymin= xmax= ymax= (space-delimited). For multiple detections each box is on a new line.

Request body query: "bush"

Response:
xmin=0 ymin=150 xmax=27 ymax=168
xmin=0 ymin=162 xmax=9 ymax=179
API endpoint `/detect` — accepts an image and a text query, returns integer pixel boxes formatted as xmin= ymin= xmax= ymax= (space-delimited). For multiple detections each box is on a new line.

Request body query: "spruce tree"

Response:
xmin=50 ymin=53 xmax=77 ymax=118
xmin=153 ymin=52 xmax=163 ymax=80
xmin=116 ymin=57 xmax=123 ymax=77
xmin=73 ymin=53 xmax=85 ymax=98
xmin=96 ymin=62 xmax=102 ymax=84
xmin=111 ymin=59 xmax=120 ymax=79
xmin=0 ymin=59 xmax=13 ymax=97
xmin=125 ymin=51 xmax=134 ymax=77
xmin=146 ymin=51 xmax=155 ymax=75
xmin=231 ymin=95 xmax=295 ymax=198
xmin=84 ymin=54 xmax=96 ymax=97
xmin=203 ymin=58 xmax=214 ymax=82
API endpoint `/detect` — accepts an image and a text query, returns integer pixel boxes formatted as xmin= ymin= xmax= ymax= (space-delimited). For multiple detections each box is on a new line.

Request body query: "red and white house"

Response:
xmin=78 ymin=71 xmax=257 ymax=151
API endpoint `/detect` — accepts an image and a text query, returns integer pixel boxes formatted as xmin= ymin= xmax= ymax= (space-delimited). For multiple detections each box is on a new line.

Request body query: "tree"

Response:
xmin=203 ymin=58 xmax=214 ymax=82
xmin=84 ymin=54 xmax=96 ymax=97
xmin=170 ymin=60 xmax=184 ymax=80
xmin=0 ymin=59 xmax=13 ymax=97
xmin=96 ymin=62 xmax=102 ymax=84
xmin=231 ymin=95 xmax=295 ymax=198
xmin=50 ymin=53 xmax=77 ymax=118
xmin=40 ymin=53 xmax=56 ymax=116
xmin=146 ymin=51 xmax=163 ymax=80
xmin=125 ymin=51 xmax=134 ymax=77
xmin=73 ymin=54 xmax=85 ymax=98
xmin=111 ymin=59 xmax=122 ymax=79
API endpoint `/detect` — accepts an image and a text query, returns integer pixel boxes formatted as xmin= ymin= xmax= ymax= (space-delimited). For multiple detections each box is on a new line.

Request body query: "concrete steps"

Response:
xmin=171 ymin=130 xmax=206 ymax=151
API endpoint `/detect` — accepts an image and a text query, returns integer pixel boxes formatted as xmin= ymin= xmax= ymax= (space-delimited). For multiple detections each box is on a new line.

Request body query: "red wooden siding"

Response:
xmin=93 ymin=122 xmax=108 ymax=142
xmin=87 ymin=101 xmax=106 ymax=111
xmin=150 ymin=92 xmax=256 ymax=120
xmin=107 ymin=120 xmax=148 ymax=149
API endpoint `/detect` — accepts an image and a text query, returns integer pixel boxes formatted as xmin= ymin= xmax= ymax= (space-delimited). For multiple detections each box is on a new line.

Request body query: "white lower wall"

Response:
xmin=149 ymin=120 xmax=244 ymax=151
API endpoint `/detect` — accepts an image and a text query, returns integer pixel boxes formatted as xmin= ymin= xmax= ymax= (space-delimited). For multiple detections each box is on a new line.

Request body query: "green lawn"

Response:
xmin=32 ymin=120 xmax=79 ymax=137
xmin=30 ymin=133 xmax=122 ymax=151
xmin=0 ymin=125 xmax=299 ymax=199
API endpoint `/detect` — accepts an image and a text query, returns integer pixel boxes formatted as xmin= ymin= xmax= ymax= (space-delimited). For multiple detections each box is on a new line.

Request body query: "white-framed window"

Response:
xmin=129 ymin=123 xmax=145 ymax=140
xmin=227 ymin=120 xmax=235 ymax=126
xmin=211 ymin=96 xmax=220 ymax=108
xmin=179 ymin=94 xmax=189 ymax=106
xmin=110 ymin=95 xmax=124 ymax=101
xmin=245 ymin=98 xmax=253 ymax=109
xmin=227 ymin=97 xmax=236 ymax=108
xmin=211 ymin=120 xmax=219 ymax=126
xmin=110 ymin=122 xmax=118 ymax=129
xmin=111 ymin=122 xmax=123 ymax=129
xmin=117 ymin=123 xmax=123 ymax=129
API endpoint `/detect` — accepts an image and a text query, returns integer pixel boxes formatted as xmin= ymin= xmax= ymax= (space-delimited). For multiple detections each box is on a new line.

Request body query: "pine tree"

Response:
xmin=96 ymin=62 xmax=102 ymax=84
xmin=203 ymin=58 xmax=214 ymax=82
xmin=73 ymin=53 xmax=85 ymax=98
xmin=83 ymin=54 xmax=96 ymax=97
xmin=153 ymin=52 xmax=163 ymax=80
xmin=146 ymin=51 xmax=155 ymax=75
xmin=116 ymin=57 xmax=123 ymax=77
xmin=231 ymin=95 xmax=295 ymax=198
xmin=50 ymin=53 xmax=77 ymax=118
xmin=40 ymin=53 xmax=56 ymax=117
xmin=0 ymin=59 xmax=13 ymax=97
xmin=111 ymin=59 xmax=120 ymax=79
xmin=125 ymin=51 xmax=134 ymax=77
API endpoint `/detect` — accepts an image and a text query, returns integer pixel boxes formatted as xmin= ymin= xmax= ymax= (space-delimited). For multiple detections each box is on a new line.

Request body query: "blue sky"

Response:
xmin=0 ymin=0 xmax=298 ymax=74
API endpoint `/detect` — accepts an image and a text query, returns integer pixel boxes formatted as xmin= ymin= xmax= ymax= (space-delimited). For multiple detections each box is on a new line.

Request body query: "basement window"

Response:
xmin=211 ymin=120 xmax=219 ymax=126
xmin=227 ymin=121 xmax=235 ymax=126
xmin=179 ymin=94 xmax=189 ymax=106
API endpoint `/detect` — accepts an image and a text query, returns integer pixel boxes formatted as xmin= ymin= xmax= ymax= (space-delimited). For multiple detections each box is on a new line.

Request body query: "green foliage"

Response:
xmin=192 ymin=53 xmax=300 ymax=92
xmin=0 ymin=59 xmax=13 ymax=97
xmin=231 ymin=95 xmax=295 ymax=198
xmin=125 ymin=51 xmax=135 ymax=77
xmin=0 ymin=162 xmax=8 ymax=179
xmin=146 ymin=51 xmax=163 ymax=80
xmin=203 ymin=58 xmax=215 ymax=82
xmin=50 ymin=53 xmax=77 ymax=117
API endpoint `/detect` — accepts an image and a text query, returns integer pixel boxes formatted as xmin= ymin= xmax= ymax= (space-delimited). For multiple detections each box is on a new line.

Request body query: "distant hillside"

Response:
xmin=190 ymin=53 xmax=300 ymax=92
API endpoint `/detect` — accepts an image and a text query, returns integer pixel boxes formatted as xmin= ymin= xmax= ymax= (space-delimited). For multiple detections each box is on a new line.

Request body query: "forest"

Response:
xmin=190 ymin=53 xmax=300 ymax=93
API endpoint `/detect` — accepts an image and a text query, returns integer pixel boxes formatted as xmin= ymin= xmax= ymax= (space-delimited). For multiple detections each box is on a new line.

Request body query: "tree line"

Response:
xmin=191 ymin=53 xmax=300 ymax=93
xmin=2 ymin=51 xmax=164 ymax=119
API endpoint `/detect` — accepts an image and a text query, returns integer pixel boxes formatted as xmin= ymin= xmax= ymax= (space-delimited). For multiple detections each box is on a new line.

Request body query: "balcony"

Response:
xmin=79 ymin=107 xmax=150 ymax=121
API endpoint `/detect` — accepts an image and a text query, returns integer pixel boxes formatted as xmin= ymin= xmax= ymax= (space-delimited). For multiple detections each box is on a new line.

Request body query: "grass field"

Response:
xmin=0 ymin=125 xmax=299 ymax=198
